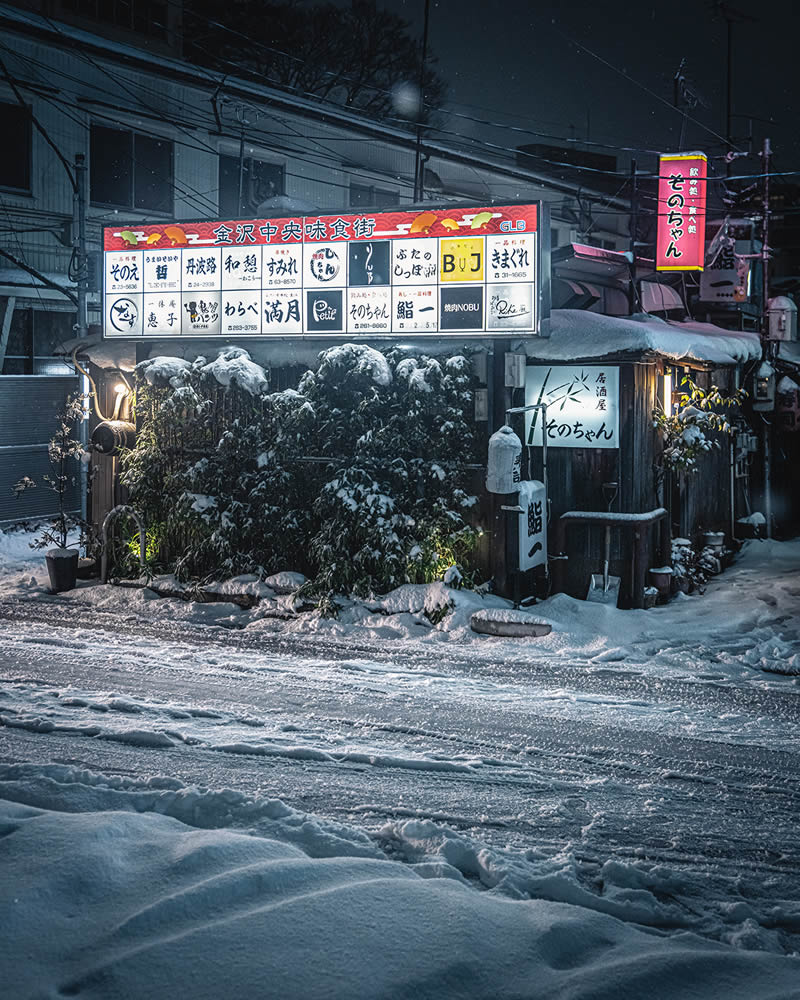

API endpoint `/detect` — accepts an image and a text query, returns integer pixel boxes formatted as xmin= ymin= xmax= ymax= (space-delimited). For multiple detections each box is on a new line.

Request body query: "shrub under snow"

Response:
xmin=120 ymin=345 xmax=480 ymax=604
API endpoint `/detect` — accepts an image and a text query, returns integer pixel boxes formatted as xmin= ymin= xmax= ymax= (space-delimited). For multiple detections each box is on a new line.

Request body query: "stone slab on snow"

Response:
xmin=263 ymin=571 xmax=307 ymax=594
xmin=471 ymin=608 xmax=553 ymax=637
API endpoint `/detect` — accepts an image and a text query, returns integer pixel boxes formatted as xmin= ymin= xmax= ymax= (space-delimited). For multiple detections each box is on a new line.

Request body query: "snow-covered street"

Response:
xmin=1 ymin=531 xmax=799 ymax=997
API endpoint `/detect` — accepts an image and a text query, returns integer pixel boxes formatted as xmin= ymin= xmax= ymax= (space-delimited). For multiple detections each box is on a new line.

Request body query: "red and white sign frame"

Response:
xmin=102 ymin=204 xmax=540 ymax=339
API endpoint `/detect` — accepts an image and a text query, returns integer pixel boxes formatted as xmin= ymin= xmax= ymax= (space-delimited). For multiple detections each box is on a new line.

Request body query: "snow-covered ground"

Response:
xmin=3 ymin=524 xmax=799 ymax=683
xmin=1 ymin=526 xmax=799 ymax=997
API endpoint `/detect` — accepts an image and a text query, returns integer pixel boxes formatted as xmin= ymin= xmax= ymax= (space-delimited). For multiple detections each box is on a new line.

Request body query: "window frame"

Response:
xmin=349 ymin=182 xmax=400 ymax=210
xmin=217 ymin=153 xmax=285 ymax=218
xmin=0 ymin=101 xmax=32 ymax=194
xmin=90 ymin=122 xmax=174 ymax=215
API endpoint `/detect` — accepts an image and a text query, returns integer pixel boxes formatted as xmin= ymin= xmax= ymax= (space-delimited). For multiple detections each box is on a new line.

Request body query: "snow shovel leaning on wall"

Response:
xmin=587 ymin=523 xmax=621 ymax=605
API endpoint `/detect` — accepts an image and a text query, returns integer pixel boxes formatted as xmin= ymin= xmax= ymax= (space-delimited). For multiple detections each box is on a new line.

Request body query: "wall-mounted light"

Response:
xmin=112 ymin=382 xmax=130 ymax=421
xmin=662 ymin=367 xmax=673 ymax=416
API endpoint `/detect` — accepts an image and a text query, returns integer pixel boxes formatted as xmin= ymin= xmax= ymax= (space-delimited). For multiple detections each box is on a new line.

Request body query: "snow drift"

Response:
xmin=1 ymin=765 xmax=798 ymax=1000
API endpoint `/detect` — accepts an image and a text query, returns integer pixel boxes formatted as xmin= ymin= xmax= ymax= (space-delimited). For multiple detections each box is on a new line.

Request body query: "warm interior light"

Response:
xmin=663 ymin=370 xmax=673 ymax=415
xmin=114 ymin=383 xmax=128 ymax=394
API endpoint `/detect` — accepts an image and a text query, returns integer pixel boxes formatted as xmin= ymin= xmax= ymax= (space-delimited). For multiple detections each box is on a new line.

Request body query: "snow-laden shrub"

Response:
xmin=301 ymin=346 xmax=480 ymax=600
xmin=653 ymin=375 xmax=746 ymax=474
xmin=670 ymin=537 xmax=720 ymax=594
xmin=120 ymin=344 xmax=479 ymax=600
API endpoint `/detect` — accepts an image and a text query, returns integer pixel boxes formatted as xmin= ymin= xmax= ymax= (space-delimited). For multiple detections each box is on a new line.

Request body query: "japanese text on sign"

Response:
xmin=524 ymin=365 xmax=619 ymax=450
xmin=102 ymin=204 xmax=539 ymax=338
xmin=656 ymin=153 xmax=707 ymax=272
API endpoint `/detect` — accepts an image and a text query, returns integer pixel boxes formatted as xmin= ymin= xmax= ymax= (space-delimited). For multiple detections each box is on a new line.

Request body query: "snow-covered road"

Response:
xmin=1 ymin=534 xmax=800 ymax=997
xmin=1 ymin=554 xmax=799 ymax=952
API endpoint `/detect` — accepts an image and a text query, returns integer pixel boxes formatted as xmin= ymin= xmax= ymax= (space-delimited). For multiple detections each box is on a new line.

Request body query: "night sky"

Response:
xmin=383 ymin=0 xmax=800 ymax=183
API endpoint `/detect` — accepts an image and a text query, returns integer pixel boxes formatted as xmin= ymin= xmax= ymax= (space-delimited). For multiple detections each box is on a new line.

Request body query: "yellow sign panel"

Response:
xmin=440 ymin=237 xmax=484 ymax=282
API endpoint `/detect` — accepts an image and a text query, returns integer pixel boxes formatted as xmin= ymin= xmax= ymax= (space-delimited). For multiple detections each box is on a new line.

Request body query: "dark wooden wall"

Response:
xmin=540 ymin=361 xmax=661 ymax=604
xmin=541 ymin=361 xmax=736 ymax=605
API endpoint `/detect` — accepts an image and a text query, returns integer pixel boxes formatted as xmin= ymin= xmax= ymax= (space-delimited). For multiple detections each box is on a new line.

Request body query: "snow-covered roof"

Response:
xmin=523 ymin=310 xmax=762 ymax=366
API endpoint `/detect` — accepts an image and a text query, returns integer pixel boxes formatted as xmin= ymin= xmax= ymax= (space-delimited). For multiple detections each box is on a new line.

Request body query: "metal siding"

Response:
xmin=0 ymin=446 xmax=81 ymax=522
xmin=0 ymin=377 xmax=79 ymax=446
xmin=0 ymin=375 xmax=80 ymax=521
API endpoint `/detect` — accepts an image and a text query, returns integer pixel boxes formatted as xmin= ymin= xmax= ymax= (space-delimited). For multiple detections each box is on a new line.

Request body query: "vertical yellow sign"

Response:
xmin=440 ymin=237 xmax=484 ymax=282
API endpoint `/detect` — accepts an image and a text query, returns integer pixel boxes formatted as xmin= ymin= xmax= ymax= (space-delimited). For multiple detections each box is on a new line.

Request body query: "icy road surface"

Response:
xmin=1 ymin=543 xmax=800 ymax=956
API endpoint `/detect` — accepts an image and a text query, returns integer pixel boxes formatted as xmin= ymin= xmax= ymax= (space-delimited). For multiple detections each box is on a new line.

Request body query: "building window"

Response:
xmin=90 ymin=125 xmax=173 ymax=214
xmin=59 ymin=0 xmax=169 ymax=42
xmin=218 ymin=155 xmax=284 ymax=217
xmin=0 ymin=103 xmax=32 ymax=192
xmin=350 ymin=183 xmax=400 ymax=209
xmin=1 ymin=307 xmax=75 ymax=376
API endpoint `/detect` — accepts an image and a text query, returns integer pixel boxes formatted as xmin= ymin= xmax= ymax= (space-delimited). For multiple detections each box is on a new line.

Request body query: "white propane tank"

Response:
xmin=486 ymin=425 xmax=522 ymax=494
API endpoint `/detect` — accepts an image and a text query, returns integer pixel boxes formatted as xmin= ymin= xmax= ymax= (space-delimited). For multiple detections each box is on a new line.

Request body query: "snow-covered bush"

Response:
xmin=300 ymin=346 xmax=480 ymax=600
xmin=671 ymin=537 xmax=720 ymax=594
xmin=120 ymin=345 xmax=479 ymax=601
xmin=653 ymin=375 xmax=746 ymax=475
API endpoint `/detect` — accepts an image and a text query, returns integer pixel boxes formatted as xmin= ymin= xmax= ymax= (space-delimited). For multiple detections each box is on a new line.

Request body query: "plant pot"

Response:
xmin=648 ymin=567 xmax=673 ymax=599
xmin=703 ymin=531 xmax=725 ymax=551
xmin=45 ymin=548 xmax=79 ymax=593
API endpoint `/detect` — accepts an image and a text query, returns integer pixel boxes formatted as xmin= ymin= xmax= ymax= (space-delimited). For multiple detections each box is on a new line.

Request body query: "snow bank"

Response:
xmin=1 ymin=764 xmax=797 ymax=1000
xmin=0 ymin=525 xmax=41 ymax=571
xmin=138 ymin=348 xmax=269 ymax=395
xmin=529 ymin=310 xmax=762 ymax=365
xmin=199 ymin=347 xmax=269 ymax=395
xmin=2 ymin=537 xmax=799 ymax=685
xmin=0 ymin=524 xmax=78 ymax=574
xmin=320 ymin=343 xmax=392 ymax=386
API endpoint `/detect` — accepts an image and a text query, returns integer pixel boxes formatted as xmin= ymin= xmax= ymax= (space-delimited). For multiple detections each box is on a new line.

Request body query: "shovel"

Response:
xmin=587 ymin=524 xmax=621 ymax=605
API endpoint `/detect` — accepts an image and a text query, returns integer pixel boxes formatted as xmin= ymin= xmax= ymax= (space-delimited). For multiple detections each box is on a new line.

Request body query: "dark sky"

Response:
xmin=383 ymin=0 xmax=800 ymax=183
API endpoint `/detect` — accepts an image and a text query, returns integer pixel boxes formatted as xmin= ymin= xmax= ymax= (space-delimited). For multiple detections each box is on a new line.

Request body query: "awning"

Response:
xmin=523 ymin=310 xmax=761 ymax=366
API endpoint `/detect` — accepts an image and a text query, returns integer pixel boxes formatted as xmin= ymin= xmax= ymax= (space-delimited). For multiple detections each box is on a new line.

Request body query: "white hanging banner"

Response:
xmin=519 ymin=479 xmax=547 ymax=571
xmin=525 ymin=365 xmax=619 ymax=449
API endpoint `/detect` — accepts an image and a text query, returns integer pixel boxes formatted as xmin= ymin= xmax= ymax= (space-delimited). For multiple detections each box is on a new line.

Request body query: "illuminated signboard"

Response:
xmin=525 ymin=365 xmax=619 ymax=449
xmin=102 ymin=204 xmax=539 ymax=338
xmin=655 ymin=153 xmax=707 ymax=272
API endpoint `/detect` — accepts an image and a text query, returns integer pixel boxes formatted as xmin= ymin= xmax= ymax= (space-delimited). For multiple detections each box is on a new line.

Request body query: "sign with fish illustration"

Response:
xmin=102 ymin=204 xmax=539 ymax=338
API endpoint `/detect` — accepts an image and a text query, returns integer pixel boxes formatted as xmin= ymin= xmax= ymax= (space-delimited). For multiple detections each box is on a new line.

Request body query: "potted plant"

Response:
xmin=14 ymin=392 xmax=90 ymax=593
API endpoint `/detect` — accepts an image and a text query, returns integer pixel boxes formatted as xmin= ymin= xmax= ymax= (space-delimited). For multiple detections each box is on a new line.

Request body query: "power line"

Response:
xmin=6 ymin=30 xmax=798 ymax=210
xmin=547 ymin=19 xmax=746 ymax=156
xmin=5 ymin=0 xmax=725 ymax=174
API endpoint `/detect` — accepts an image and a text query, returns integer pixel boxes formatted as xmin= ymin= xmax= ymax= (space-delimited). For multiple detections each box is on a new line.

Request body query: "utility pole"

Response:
xmin=628 ymin=159 xmax=638 ymax=315
xmin=412 ymin=0 xmax=430 ymax=203
xmin=73 ymin=152 xmax=88 ymax=341
xmin=237 ymin=123 xmax=246 ymax=217
xmin=73 ymin=152 xmax=89 ymax=521
xmin=713 ymin=3 xmax=756 ymax=174
xmin=761 ymin=136 xmax=773 ymax=539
